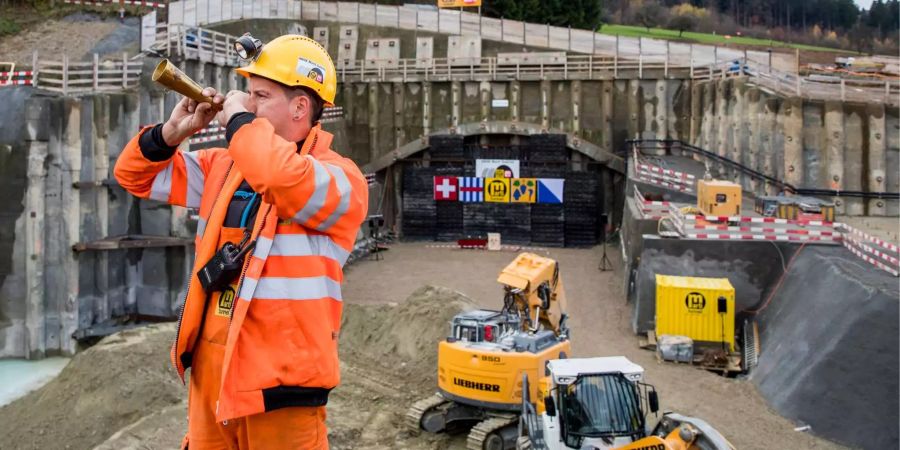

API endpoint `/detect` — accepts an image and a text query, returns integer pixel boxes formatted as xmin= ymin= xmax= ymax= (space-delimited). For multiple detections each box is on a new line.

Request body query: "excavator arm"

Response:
xmin=497 ymin=253 xmax=568 ymax=337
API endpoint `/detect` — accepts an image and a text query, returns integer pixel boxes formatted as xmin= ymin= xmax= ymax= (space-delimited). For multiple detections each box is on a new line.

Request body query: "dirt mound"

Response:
xmin=0 ymin=286 xmax=475 ymax=450
xmin=0 ymin=323 xmax=182 ymax=450
xmin=340 ymin=285 xmax=476 ymax=383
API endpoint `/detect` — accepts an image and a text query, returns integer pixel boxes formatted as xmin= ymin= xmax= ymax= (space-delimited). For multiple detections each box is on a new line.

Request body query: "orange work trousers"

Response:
xmin=183 ymin=253 xmax=329 ymax=450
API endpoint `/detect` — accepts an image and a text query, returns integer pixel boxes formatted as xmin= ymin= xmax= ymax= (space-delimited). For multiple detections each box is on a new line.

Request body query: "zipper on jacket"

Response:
xmin=173 ymin=162 xmax=234 ymax=375
xmin=228 ymin=204 xmax=273 ymax=327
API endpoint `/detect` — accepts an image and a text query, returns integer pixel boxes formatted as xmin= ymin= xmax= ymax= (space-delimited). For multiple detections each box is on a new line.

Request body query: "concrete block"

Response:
xmin=447 ymin=35 xmax=481 ymax=66
xmin=867 ymin=104 xmax=887 ymax=216
xmin=414 ymin=37 xmax=433 ymax=69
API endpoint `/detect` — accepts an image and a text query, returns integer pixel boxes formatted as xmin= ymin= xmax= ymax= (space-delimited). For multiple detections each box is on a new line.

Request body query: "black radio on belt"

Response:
xmin=197 ymin=231 xmax=256 ymax=293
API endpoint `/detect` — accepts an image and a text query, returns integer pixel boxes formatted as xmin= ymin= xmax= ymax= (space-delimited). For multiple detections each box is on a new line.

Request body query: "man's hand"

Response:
xmin=161 ymin=87 xmax=224 ymax=147
xmin=215 ymin=90 xmax=250 ymax=127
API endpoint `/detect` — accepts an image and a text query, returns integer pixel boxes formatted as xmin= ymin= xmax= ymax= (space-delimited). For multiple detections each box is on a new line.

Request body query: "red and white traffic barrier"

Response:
xmin=683 ymin=224 xmax=837 ymax=236
xmin=684 ymin=233 xmax=841 ymax=243
xmin=0 ymin=71 xmax=34 ymax=86
xmin=683 ymin=214 xmax=832 ymax=227
xmin=637 ymin=168 xmax=696 ymax=189
xmin=188 ymin=134 xmax=224 ymax=144
xmin=633 ymin=184 xmax=672 ymax=206
xmin=841 ymin=239 xmax=900 ymax=277
xmin=63 ymin=0 xmax=166 ymax=8
xmin=635 ymin=175 xmax=694 ymax=192
xmin=842 ymin=233 xmax=900 ymax=266
xmin=635 ymin=162 xmax=696 ymax=180
xmin=836 ymin=224 xmax=900 ymax=253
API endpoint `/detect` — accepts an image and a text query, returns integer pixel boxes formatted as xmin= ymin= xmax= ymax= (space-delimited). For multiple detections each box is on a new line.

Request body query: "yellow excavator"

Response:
xmin=406 ymin=253 xmax=572 ymax=450
xmin=407 ymin=253 xmax=735 ymax=450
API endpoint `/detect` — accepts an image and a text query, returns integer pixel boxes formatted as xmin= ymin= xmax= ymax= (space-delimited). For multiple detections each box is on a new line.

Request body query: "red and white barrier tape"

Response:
xmin=0 ymin=79 xmax=33 ymax=86
xmin=836 ymin=224 xmax=900 ymax=253
xmin=636 ymin=162 xmax=696 ymax=180
xmin=684 ymin=215 xmax=832 ymax=227
xmin=188 ymin=134 xmax=224 ymax=144
xmin=635 ymin=175 xmax=694 ymax=192
xmin=841 ymin=232 xmax=900 ymax=266
xmin=842 ymin=239 xmax=900 ymax=277
xmin=684 ymin=233 xmax=841 ymax=243
xmin=684 ymin=224 xmax=837 ymax=236
xmin=63 ymin=0 xmax=167 ymax=7
xmin=0 ymin=71 xmax=33 ymax=77
xmin=637 ymin=168 xmax=695 ymax=189
xmin=631 ymin=184 xmax=672 ymax=206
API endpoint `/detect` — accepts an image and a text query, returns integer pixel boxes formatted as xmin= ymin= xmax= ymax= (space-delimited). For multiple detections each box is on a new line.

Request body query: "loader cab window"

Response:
xmin=559 ymin=373 xmax=645 ymax=447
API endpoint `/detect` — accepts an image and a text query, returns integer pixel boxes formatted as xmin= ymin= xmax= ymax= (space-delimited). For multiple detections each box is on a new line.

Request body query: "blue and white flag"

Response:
xmin=537 ymin=178 xmax=565 ymax=204
xmin=459 ymin=177 xmax=484 ymax=202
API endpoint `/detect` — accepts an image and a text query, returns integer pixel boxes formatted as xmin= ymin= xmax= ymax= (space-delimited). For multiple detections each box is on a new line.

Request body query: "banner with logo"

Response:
xmin=475 ymin=159 xmax=519 ymax=179
xmin=438 ymin=0 xmax=482 ymax=8
xmin=484 ymin=177 xmax=510 ymax=203
xmin=510 ymin=178 xmax=537 ymax=203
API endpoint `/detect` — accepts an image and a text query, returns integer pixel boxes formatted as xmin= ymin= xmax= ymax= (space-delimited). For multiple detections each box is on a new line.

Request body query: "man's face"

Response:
xmin=246 ymin=76 xmax=303 ymax=140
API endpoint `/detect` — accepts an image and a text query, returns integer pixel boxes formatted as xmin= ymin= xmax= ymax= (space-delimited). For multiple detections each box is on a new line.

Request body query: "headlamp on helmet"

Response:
xmin=234 ymin=33 xmax=263 ymax=61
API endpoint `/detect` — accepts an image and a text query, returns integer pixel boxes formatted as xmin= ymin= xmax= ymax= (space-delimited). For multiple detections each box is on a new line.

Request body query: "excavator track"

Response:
xmin=405 ymin=393 xmax=448 ymax=433
xmin=466 ymin=414 xmax=518 ymax=450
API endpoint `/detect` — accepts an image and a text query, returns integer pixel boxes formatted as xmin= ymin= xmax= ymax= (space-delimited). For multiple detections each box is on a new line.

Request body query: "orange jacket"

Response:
xmin=114 ymin=119 xmax=368 ymax=421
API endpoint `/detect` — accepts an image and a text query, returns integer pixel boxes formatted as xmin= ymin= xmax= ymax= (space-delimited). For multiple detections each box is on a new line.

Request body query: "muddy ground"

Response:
xmin=0 ymin=243 xmax=845 ymax=450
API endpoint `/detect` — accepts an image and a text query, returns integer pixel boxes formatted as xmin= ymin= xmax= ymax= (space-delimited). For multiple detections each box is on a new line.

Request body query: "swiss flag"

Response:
xmin=433 ymin=176 xmax=459 ymax=201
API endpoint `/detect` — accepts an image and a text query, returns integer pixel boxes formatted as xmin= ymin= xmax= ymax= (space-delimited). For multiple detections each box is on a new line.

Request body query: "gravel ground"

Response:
xmin=342 ymin=242 xmax=847 ymax=450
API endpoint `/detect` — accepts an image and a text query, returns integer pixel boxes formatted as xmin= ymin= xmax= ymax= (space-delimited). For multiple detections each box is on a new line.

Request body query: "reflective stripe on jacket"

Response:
xmin=114 ymin=120 xmax=368 ymax=421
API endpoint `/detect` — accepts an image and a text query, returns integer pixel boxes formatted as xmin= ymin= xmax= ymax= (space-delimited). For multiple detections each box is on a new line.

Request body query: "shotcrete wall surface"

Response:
xmin=751 ymin=246 xmax=899 ymax=449
xmin=631 ymin=237 xmax=797 ymax=334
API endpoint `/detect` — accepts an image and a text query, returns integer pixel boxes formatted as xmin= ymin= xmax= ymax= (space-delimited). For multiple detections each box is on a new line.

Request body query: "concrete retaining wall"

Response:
xmin=0 ymin=88 xmax=198 ymax=359
xmin=690 ymin=78 xmax=900 ymax=216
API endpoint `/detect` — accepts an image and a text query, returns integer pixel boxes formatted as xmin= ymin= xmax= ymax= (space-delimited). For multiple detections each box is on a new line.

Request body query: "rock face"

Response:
xmin=751 ymin=246 xmax=900 ymax=450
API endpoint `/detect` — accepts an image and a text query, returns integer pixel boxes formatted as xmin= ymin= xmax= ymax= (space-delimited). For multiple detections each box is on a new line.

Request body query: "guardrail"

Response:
xmin=836 ymin=223 xmax=900 ymax=276
xmin=627 ymin=139 xmax=900 ymax=201
xmin=36 ymin=53 xmax=142 ymax=94
xmin=166 ymin=0 xmax=792 ymax=74
xmin=63 ymin=0 xmax=167 ymax=7
xmin=151 ymin=24 xmax=242 ymax=67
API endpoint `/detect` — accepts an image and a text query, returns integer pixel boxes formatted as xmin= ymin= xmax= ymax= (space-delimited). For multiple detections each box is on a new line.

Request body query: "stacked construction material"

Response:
xmin=467 ymin=145 xmax=522 ymax=161
xmin=525 ymin=165 xmax=566 ymax=247
xmin=435 ymin=167 xmax=465 ymax=241
xmin=402 ymin=166 xmax=437 ymax=239
xmin=429 ymin=135 xmax=465 ymax=159
xmin=564 ymin=171 xmax=600 ymax=247
xmin=462 ymin=203 xmax=531 ymax=245
xmin=528 ymin=134 xmax=567 ymax=163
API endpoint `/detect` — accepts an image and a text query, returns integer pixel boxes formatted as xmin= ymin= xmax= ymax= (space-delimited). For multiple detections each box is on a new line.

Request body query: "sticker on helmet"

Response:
xmin=296 ymin=57 xmax=326 ymax=84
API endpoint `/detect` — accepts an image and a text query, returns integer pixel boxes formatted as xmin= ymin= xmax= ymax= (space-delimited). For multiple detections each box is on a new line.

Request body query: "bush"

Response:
xmin=0 ymin=17 xmax=20 ymax=36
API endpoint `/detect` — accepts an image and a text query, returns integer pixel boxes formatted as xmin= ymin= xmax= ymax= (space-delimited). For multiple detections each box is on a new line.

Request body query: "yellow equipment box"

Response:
xmin=697 ymin=180 xmax=741 ymax=216
xmin=655 ymin=275 xmax=735 ymax=352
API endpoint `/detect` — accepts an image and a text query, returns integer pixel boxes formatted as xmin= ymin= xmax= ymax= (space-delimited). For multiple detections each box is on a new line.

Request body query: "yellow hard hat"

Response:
xmin=235 ymin=34 xmax=336 ymax=107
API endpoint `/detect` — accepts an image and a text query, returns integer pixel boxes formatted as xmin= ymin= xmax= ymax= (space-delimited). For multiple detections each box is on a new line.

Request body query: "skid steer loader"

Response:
xmin=516 ymin=357 xmax=735 ymax=450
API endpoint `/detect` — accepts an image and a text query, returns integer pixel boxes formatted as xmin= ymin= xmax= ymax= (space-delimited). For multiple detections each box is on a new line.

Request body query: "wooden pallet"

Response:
xmin=639 ymin=331 xmax=744 ymax=375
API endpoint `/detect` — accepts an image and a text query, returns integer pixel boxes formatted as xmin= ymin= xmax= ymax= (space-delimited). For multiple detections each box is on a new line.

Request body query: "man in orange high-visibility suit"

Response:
xmin=114 ymin=34 xmax=368 ymax=449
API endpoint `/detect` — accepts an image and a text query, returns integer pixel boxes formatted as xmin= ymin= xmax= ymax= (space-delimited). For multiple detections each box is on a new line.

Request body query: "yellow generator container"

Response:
xmin=697 ymin=180 xmax=742 ymax=216
xmin=655 ymin=275 xmax=735 ymax=352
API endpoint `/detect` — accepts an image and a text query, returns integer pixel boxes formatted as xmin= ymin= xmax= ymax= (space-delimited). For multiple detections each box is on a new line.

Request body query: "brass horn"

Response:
xmin=152 ymin=59 xmax=222 ymax=112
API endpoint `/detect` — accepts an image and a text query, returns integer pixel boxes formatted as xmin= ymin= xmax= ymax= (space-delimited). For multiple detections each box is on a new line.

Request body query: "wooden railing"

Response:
xmin=36 ymin=53 xmax=143 ymax=94
xmin=166 ymin=0 xmax=792 ymax=73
